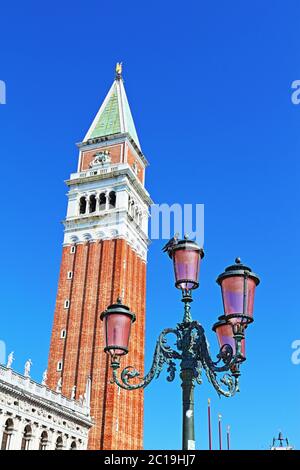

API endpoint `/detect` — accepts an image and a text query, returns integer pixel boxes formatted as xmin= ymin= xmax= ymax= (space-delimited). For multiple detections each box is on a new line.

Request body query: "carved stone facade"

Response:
xmin=0 ymin=365 xmax=92 ymax=450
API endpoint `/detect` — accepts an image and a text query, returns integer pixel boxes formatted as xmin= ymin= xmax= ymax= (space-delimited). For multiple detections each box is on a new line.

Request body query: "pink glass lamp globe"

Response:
xmin=213 ymin=318 xmax=246 ymax=360
xmin=216 ymin=258 xmax=260 ymax=324
xmin=101 ymin=298 xmax=136 ymax=357
xmin=168 ymin=236 xmax=204 ymax=290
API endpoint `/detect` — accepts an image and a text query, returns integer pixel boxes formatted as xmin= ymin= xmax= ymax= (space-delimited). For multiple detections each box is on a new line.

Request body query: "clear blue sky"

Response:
xmin=0 ymin=0 xmax=300 ymax=450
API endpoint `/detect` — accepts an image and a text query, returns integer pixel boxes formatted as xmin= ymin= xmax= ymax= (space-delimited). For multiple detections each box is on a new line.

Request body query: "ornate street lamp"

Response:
xmin=101 ymin=236 xmax=260 ymax=450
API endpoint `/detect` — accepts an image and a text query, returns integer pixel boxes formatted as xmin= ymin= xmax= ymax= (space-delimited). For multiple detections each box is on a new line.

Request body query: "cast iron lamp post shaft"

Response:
xmin=181 ymin=368 xmax=195 ymax=450
xmin=180 ymin=291 xmax=195 ymax=450
xmin=181 ymin=291 xmax=195 ymax=450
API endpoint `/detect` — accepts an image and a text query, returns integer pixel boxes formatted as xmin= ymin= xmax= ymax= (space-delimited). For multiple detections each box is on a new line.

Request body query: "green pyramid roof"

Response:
xmin=84 ymin=77 xmax=141 ymax=150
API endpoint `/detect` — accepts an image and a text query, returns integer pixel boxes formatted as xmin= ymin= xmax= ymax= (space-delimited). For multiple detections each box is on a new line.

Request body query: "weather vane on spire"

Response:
xmin=115 ymin=62 xmax=123 ymax=79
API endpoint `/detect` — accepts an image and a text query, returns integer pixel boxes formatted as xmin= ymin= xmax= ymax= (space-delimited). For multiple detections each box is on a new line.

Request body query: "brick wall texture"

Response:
xmin=47 ymin=239 xmax=146 ymax=450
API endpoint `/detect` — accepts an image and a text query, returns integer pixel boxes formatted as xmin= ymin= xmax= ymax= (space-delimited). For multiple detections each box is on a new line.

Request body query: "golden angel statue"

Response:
xmin=116 ymin=62 xmax=123 ymax=76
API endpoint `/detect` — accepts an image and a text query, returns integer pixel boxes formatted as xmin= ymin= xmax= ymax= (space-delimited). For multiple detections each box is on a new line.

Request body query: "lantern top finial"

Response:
xmin=216 ymin=259 xmax=260 ymax=286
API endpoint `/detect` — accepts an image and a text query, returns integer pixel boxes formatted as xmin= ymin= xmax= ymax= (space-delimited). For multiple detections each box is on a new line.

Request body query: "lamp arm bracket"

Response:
xmin=111 ymin=327 xmax=182 ymax=390
xmin=203 ymin=363 xmax=240 ymax=397
xmin=184 ymin=321 xmax=232 ymax=372
xmin=188 ymin=320 xmax=241 ymax=373
xmin=181 ymin=321 xmax=240 ymax=396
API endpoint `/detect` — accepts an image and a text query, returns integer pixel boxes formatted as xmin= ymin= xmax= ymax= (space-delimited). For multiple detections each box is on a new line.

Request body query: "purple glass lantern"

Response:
xmin=101 ymin=298 xmax=136 ymax=357
xmin=169 ymin=237 xmax=204 ymax=290
xmin=216 ymin=258 xmax=260 ymax=324
xmin=213 ymin=318 xmax=246 ymax=358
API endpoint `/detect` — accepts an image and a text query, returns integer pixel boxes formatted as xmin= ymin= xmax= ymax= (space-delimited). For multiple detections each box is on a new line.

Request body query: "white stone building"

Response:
xmin=0 ymin=365 xmax=92 ymax=450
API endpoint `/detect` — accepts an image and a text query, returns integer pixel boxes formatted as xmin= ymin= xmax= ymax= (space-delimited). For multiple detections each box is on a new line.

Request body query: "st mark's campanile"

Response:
xmin=47 ymin=64 xmax=151 ymax=449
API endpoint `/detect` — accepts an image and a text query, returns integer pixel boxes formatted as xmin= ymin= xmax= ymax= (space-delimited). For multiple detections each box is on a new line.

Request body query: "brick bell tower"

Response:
xmin=47 ymin=64 xmax=151 ymax=450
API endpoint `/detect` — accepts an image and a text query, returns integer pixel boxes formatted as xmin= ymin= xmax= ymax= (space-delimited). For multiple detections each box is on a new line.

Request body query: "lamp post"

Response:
xmin=101 ymin=236 xmax=260 ymax=450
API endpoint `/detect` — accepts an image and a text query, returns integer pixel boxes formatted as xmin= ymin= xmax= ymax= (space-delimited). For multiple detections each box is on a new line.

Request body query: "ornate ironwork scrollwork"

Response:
xmin=111 ymin=318 xmax=242 ymax=397
xmin=112 ymin=328 xmax=181 ymax=390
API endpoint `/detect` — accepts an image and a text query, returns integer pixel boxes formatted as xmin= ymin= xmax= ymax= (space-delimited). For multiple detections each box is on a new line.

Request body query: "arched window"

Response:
xmin=99 ymin=193 xmax=106 ymax=211
xmin=1 ymin=418 xmax=14 ymax=450
xmin=55 ymin=435 xmax=64 ymax=450
xmin=21 ymin=425 xmax=32 ymax=450
xmin=39 ymin=431 xmax=48 ymax=450
xmin=108 ymin=191 xmax=116 ymax=209
xmin=79 ymin=197 xmax=87 ymax=215
xmin=89 ymin=195 xmax=96 ymax=213
xmin=70 ymin=440 xmax=77 ymax=450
